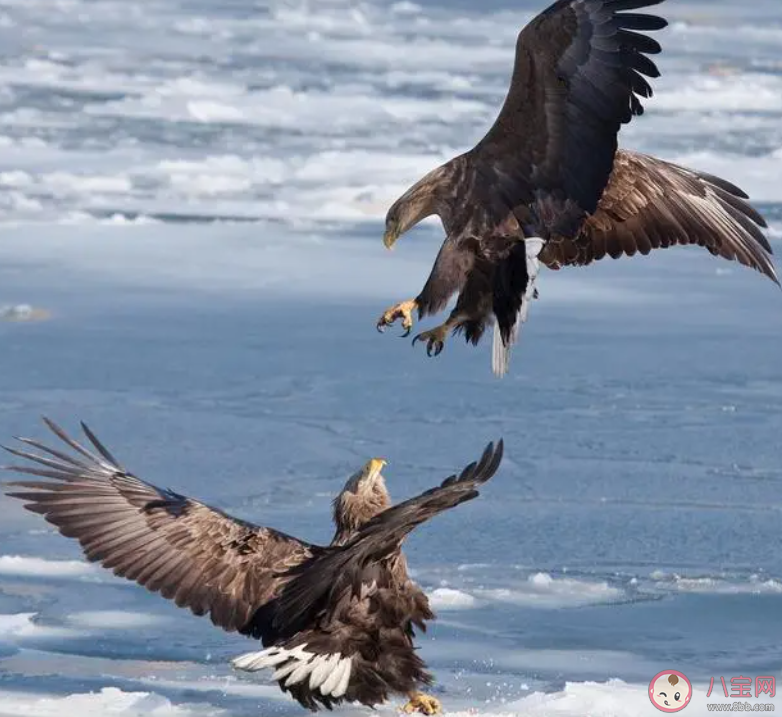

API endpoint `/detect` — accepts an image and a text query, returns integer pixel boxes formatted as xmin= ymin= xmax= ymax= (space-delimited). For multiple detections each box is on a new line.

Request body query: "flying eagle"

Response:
xmin=3 ymin=418 xmax=503 ymax=714
xmin=376 ymin=0 xmax=777 ymax=376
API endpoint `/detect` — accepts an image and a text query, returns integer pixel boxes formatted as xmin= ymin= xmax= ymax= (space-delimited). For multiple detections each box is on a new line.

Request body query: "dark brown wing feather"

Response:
xmin=541 ymin=150 xmax=778 ymax=283
xmin=346 ymin=439 xmax=504 ymax=558
xmin=3 ymin=417 xmax=316 ymax=636
xmin=272 ymin=441 xmax=504 ymax=635
xmin=475 ymin=0 xmax=667 ymax=234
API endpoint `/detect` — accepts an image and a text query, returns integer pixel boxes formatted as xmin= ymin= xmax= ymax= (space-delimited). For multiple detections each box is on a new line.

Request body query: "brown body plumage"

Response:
xmin=377 ymin=0 xmax=777 ymax=375
xmin=3 ymin=418 xmax=503 ymax=712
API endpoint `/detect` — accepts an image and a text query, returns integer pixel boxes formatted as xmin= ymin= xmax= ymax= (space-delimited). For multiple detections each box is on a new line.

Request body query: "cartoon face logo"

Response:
xmin=649 ymin=670 xmax=692 ymax=712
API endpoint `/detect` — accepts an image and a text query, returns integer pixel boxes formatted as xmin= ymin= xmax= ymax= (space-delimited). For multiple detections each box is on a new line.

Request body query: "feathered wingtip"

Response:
xmin=2 ymin=416 xmax=123 ymax=486
xmin=457 ymin=439 xmax=504 ymax=487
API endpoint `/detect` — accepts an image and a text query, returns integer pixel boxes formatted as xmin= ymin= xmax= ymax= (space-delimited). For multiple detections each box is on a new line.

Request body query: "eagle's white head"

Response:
xmin=331 ymin=458 xmax=390 ymax=545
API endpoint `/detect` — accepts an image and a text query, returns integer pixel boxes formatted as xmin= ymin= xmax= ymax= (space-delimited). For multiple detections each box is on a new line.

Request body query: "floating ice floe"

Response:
xmin=0 ymin=304 xmax=50 ymax=322
xmin=429 ymin=573 xmax=624 ymax=611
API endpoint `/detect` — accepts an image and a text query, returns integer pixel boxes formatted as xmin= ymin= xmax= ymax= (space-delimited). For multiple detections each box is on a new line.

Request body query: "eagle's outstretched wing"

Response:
xmin=342 ymin=439 xmax=503 ymax=559
xmin=3 ymin=418 xmax=316 ymax=636
xmin=476 ymin=0 xmax=667 ymax=232
xmin=541 ymin=151 xmax=778 ymax=283
xmin=272 ymin=440 xmax=503 ymax=634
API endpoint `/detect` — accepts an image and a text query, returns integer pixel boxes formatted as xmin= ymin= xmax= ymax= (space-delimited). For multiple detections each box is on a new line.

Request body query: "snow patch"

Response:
xmin=66 ymin=611 xmax=168 ymax=630
xmin=0 ymin=612 xmax=78 ymax=641
xmin=0 ymin=555 xmax=97 ymax=579
xmin=429 ymin=574 xmax=624 ymax=612
xmin=454 ymin=679 xmax=653 ymax=716
xmin=480 ymin=573 xmax=624 ymax=609
xmin=0 ymin=612 xmax=41 ymax=638
xmin=0 ymin=687 xmax=222 ymax=716
xmin=427 ymin=587 xmax=478 ymax=610
xmin=654 ymin=73 xmax=782 ymax=112
xmin=652 ymin=571 xmax=782 ymax=595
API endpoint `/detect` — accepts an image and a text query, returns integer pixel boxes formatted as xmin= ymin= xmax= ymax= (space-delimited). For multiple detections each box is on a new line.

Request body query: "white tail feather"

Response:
xmin=285 ymin=654 xmax=319 ymax=687
xmin=232 ymin=643 xmax=310 ymax=673
xmin=232 ymin=649 xmax=285 ymax=671
xmin=491 ymin=238 xmax=545 ymax=378
xmin=272 ymin=660 xmax=303 ymax=682
xmin=309 ymin=652 xmax=341 ymax=690
xmin=332 ymin=658 xmax=353 ymax=698
xmin=491 ymin=322 xmax=512 ymax=378
xmin=321 ymin=657 xmax=351 ymax=696
xmin=232 ymin=643 xmax=353 ymax=698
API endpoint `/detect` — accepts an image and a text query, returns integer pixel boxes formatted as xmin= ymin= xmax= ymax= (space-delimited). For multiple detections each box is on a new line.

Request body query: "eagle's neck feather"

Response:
xmin=397 ymin=157 xmax=468 ymax=235
xmin=330 ymin=482 xmax=391 ymax=546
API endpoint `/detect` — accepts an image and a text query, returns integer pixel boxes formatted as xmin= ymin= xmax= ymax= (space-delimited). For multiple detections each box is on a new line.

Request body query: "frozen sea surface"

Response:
xmin=0 ymin=0 xmax=782 ymax=715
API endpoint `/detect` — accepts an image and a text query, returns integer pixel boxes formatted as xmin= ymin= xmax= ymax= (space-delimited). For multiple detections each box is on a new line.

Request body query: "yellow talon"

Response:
xmin=377 ymin=299 xmax=418 ymax=336
xmin=401 ymin=692 xmax=442 ymax=715
xmin=411 ymin=323 xmax=450 ymax=357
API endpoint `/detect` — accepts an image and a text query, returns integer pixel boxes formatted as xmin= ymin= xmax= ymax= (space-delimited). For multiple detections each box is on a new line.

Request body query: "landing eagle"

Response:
xmin=376 ymin=0 xmax=777 ymax=375
xmin=3 ymin=418 xmax=503 ymax=713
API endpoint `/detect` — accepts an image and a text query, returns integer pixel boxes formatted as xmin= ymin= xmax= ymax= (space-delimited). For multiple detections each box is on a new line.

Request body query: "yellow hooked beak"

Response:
xmin=368 ymin=458 xmax=387 ymax=472
xmin=367 ymin=458 xmax=388 ymax=478
xmin=383 ymin=225 xmax=400 ymax=250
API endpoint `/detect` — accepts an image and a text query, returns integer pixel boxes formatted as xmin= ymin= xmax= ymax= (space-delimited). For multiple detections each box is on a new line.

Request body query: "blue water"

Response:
xmin=0 ymin=0 xmax=780 ymax=715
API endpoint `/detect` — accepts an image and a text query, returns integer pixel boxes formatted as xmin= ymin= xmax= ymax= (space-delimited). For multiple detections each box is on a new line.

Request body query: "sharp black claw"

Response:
xmin=426 ymin=344 xmax=433 ymax=357
xmin=401 ymin=327 xmax=411 ymax=338
xmin=412 ymin=335 xmax=421 ymax=347
xmin=435 ymin=343 xmax=443 ymax=356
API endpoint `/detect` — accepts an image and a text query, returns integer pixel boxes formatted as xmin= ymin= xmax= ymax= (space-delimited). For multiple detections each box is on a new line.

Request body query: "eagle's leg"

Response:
xmin=401 ymin=691 xmax=442 ymax=715
xmin=376 ymin=299 xmax=418 ymax=337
